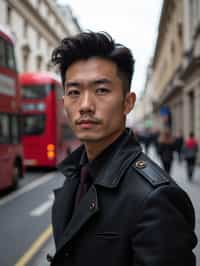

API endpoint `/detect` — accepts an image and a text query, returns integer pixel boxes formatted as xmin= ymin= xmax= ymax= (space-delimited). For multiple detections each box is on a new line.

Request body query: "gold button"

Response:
xmin=135 ymin=160 xmax=146 ymax=169
xmin=89 ymin=201 xmax=96 ymax=210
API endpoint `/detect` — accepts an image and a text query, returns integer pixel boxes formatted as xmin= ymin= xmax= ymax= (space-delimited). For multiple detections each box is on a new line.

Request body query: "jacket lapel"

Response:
xmin=56 ymin=185 xmax=99 ymax=253
xmin=54 ymin=129 xmax=142 ymax=254
xmin=52 ymin=174 xmax=79 ymax=247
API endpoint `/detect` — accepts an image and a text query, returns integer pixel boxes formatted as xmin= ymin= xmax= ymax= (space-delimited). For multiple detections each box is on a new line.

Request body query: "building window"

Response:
xmin=37 ymin=32 xmax=41 ymax=49
xmin=177 ymin=22 xmax=183 ymax=40
xmin=23 ymin=54 xmax=29 ymax=71
xmin=189 ymin=91 xmax=195 ymax=132
xmin=23 ymin=19 xmax=28 ymax=38
xmin=22 ymin=45 xmax=30 ymax=72
xmin=7 ymin=6 xmax=12 ymax=25
xmin=36 ymin=55 xmax=43 ymax=71
xmin=46 ymin=62 xmax=52 ymax=71
xmin=170 ymin=41 xmax=175 ymax=56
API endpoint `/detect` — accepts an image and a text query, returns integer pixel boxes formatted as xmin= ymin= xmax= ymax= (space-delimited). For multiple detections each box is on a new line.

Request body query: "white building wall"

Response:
xmin=0 ymin=0 xmax=81 ymax=73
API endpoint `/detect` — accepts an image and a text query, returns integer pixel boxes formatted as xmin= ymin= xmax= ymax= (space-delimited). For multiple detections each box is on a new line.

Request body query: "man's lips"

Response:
xmin=76 ymin=120 xmax=100 ymax=129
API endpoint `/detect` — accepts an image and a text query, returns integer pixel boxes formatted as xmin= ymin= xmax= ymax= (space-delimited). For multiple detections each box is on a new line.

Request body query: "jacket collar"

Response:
xmin=57 ymin=128 xmax=142 ymax=188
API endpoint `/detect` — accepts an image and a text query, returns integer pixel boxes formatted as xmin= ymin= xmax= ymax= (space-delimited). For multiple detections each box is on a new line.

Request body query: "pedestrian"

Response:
xmin=182 ymin=132 xmax=198 ymax=181
xmin=174 ymin=131 xmax=184 ymax=162
xmin=48 ymin=31 xmax=197 ymax=266
xmin=142 ymin=127 xmax=152 ymax=154
xmin=157 ymin=127 xmax=175 ymax=174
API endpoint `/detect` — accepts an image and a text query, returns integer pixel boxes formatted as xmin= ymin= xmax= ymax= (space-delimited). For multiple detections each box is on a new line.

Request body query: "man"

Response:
xmin=182 ymin=132 xmax=199 ymax=181
xmin=49 ymin=32 xmax=197 ymax=265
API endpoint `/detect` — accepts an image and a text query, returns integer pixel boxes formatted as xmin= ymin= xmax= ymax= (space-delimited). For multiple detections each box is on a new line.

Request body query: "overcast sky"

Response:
xmin=58 ymin=0 xmax=163 ymax=97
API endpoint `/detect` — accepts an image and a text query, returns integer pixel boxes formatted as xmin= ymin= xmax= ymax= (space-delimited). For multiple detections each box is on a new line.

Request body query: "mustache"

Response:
xmin=75 ymin=116 xmax=102 ymax=124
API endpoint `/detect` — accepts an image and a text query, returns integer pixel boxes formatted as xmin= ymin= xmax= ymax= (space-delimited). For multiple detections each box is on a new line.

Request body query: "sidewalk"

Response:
xmin=32 ymin=146 xmax=200 ymax=265
xmin=149 ymin=146 xmax=200 ymax=264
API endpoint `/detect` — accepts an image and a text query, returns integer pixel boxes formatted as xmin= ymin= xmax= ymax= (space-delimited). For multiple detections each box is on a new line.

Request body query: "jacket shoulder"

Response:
xmin=132 ymin=152 xmax=170 ymax=187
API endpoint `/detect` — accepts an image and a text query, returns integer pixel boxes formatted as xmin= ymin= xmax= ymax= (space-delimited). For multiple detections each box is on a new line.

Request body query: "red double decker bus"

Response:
xmin=20 ymin=72 xmax=79 ymax=168
xmin=0 ymin=25 xmax=24 ymax=190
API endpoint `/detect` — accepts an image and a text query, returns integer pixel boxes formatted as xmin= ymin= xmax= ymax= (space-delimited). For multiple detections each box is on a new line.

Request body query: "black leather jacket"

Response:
xmin=50 ymin=129 xmax=197 ymax=266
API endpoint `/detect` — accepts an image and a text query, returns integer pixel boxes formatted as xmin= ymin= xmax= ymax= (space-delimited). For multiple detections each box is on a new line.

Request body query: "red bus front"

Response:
xmin=0 ymin=25 xmax=24 ymax=190
xmin=20 ymin=73 xmax=78 ymax=168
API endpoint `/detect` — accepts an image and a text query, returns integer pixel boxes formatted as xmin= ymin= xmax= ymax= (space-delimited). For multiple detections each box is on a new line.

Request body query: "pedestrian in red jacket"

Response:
xmin=182 ymin=132 xmax=198 ymax=181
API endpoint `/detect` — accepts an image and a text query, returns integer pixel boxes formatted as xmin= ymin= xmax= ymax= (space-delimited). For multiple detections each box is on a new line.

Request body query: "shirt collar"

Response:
xmin=58 ymin=128 xmax=142 ymax=188
xmin=79 ymin=130 xmax=128 ymax=181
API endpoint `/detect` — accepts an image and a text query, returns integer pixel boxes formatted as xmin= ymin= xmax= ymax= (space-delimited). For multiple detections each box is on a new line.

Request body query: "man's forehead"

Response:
xmin=65 ymin=58 xmax=118 ymax=80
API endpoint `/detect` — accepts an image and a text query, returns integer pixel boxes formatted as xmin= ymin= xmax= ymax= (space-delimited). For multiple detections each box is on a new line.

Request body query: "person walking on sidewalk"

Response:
xmin=49 ymin=31 xmax=197 ymax=266
xmin=157 ymin=127 xmax=175 ymax=174
xmin=182 ymin=132 xmax=198 ymax=181
xmin=174 ymin=131 xmax=184 ymax=162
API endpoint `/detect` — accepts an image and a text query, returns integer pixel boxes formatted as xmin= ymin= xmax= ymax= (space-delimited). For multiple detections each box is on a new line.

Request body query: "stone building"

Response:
xmin=181 ymin=0 xmax=200 ymax=140
xmin=151 ymin=0 xmax=184 ymax=134
xmin=0 ymin=0 xmax=81 ymax=73
xmin=148 ymin=0 xmax=200 ymax=144
xmin=133 ymin=63 xmax=158 ymax=130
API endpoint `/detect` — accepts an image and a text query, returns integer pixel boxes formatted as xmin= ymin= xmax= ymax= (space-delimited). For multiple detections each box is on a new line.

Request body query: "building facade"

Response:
xmin=181 ymin=0 xmax=200 ymax=141
xmin=138 ymin=0 xmax=200 ymax=145
xmin=151 ymin=0 xmax=185 ymax=134
xmin=0 ymin=0 xmax=81 ymax=73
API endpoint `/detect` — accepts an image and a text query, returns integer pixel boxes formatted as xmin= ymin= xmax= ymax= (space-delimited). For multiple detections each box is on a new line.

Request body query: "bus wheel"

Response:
xmin=12 ymin=162 xmax=21 ymax=189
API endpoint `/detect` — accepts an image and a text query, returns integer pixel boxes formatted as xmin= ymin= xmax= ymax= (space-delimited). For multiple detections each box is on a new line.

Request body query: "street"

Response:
xmin=0 ymin=169 xmax=64 ymax=266
xmin=0 ymin=147 xmax=200 ymax=265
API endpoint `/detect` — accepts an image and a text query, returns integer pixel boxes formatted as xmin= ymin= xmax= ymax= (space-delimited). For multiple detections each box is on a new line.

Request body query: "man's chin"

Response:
xmin=76 ymin=133 xmax=101 ymax=143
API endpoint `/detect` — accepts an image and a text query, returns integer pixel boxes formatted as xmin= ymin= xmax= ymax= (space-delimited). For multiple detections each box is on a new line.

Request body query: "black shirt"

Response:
xmin=79 ymin=130 xmax=128 ymax=182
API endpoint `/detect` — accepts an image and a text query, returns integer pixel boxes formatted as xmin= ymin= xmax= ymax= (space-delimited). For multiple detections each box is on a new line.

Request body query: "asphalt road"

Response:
xmin=0 ymin=169 xmax=65 ymax=266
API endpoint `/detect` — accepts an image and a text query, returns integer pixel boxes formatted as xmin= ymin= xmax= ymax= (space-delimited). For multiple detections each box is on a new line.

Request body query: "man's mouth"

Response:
xmin=76 ymin=119 xmax=100 ymax=129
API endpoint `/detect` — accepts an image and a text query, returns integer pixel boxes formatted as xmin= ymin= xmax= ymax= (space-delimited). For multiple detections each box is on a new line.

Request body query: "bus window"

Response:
xmin=23 ymin=114 xmax=45 ymax=135
xmin=0 ymin=114 xmax=10 ymax=144
xmin=6 ymin=43 xmax=16 ymax=70
xmin=22 ymin=84 xmax=50 ymax=99
xmin=0 ymin=37 xmax=5 ymax=66
xmin=11 ymin=115 xmax=20 ymax=144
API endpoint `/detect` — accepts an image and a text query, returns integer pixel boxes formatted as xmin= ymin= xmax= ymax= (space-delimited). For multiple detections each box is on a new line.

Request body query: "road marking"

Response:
xmin=15 ymin=225 xmax=53 ymax=266
xmin=0 ymin=173 xmax=56 ymax=206
xmin=30 ymin=194 xmax=54 ymax=217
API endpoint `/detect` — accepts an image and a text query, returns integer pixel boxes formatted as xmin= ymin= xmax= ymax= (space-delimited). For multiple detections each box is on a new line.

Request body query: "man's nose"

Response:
xmin=79 ymin=91 xmax=95 ymax=113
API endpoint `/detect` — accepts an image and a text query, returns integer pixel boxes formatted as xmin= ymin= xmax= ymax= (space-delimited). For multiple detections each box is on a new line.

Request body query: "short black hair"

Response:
xmin=51 ymin=31 xmax=135 ymax=94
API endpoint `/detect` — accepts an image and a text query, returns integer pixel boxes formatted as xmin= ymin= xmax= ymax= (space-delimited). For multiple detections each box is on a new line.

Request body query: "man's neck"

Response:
xmin=84 ymin=130 xmax=125 ymax=161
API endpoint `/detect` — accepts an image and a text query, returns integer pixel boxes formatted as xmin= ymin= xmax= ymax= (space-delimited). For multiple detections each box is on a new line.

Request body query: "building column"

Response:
xmin=183 ymin=0 xmax=192 ymax=52
xmin=0 ymin=0 xmax=7 ymax=25
xmin=183 ymin=91 xmax=191 ymax=138
xmin=195 ymin=83 xmax=200 ymax=141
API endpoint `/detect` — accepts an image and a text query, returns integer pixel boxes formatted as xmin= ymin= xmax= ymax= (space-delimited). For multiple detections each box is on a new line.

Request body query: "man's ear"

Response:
xmin=124 ymin=92 xmax=136 ymax=115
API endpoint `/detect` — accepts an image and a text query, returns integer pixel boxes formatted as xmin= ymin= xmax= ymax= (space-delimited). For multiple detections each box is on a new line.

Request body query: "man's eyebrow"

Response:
xmin=64 ymin=78 xmax=112 ymax=88
xmin=92 ymin=78 xmax=112 ymax=85
xmin=64 ymin=81 xmax=80 ymax=88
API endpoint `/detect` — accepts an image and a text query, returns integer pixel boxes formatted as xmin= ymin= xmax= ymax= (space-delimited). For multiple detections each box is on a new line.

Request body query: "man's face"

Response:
xmin=63 ymin=57 xmax=135 ymax=145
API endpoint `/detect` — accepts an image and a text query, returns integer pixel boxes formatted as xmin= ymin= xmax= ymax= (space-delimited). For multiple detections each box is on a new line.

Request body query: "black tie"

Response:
xmin=74 ymin=165 xmax=92 ymax=208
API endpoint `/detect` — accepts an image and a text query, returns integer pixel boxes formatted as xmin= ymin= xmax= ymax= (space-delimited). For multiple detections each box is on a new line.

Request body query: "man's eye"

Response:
xmin=66 ymin=90 xmax=80 ymax=97
xmin=96 ymin=88 xmax=110 ymax=94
